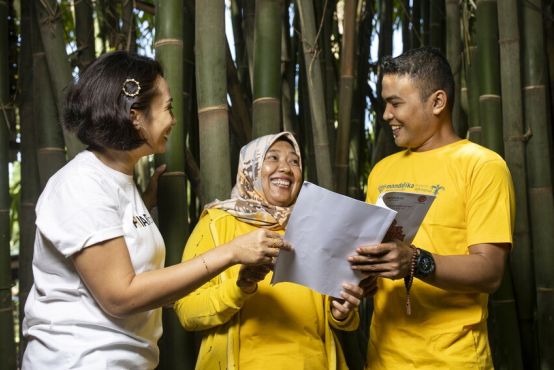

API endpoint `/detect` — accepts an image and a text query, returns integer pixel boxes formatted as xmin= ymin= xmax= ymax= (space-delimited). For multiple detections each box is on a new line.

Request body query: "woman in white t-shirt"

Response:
xmin=21 ymin=51 xmax=290 ymax=370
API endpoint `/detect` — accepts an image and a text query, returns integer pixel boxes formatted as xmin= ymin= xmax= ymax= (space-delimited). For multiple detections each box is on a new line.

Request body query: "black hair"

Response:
xmin=381 ymin=46 xmax=455 ymax=112
xmin=63 ymin=51 xmax=164 ymax=151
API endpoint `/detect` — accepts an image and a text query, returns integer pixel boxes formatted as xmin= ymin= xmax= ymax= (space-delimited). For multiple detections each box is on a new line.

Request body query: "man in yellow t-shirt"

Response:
xmin=349 ymin=47 xmax=515 ymax=369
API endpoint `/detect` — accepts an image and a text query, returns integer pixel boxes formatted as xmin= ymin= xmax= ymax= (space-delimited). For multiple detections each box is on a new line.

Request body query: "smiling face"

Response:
xmin=260 ymin=140 xmax=302 ymax=207
xmin=381 ymin=74 xmax=443 ymax=152
xmin=138 ymin=76 xmax=175 ymax=154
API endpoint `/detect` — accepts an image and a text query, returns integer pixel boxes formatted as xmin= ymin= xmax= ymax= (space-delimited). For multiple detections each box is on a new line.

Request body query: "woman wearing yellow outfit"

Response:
xmin=174 ymin=132 xmax=363 ymax=370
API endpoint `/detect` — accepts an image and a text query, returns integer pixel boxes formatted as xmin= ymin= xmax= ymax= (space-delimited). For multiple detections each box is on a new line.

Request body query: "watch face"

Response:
xmin=420 ymin=255 xmax=434 ymax=273
xmin=417 ymin=250 xmax=435 ymax=277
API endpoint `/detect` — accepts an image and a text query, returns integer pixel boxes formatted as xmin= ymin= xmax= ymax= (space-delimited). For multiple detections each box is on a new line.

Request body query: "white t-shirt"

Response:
xmin=22 ymin=150 xmax=165 ymax=370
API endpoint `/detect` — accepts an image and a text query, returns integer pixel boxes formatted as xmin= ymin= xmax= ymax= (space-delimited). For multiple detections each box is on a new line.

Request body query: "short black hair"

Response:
xmin=381 ymin=46 xmax=455 ymax=112
xmin=64 ymin=51 xmax=163 ymax=151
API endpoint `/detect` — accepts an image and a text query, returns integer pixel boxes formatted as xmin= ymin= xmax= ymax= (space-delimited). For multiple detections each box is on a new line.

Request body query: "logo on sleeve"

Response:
xmin=133 ymin=214 xmax=154 ymax=229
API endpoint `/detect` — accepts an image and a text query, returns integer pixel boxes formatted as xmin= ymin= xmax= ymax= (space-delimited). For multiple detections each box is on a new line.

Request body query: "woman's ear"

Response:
xmin=431 ymin=90 xmax=448 ymax=115
xmin=130 ymin=109 xmax=142 ymax=131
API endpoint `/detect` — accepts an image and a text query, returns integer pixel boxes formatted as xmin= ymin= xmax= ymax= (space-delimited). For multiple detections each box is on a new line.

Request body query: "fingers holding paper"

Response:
xmin=229 ymin=229 xmax=292 ymax=266
xmin=349 ymin=240 xmax=413 ymax=280
xmin=330 ymin=283 xmax=363 ymax=320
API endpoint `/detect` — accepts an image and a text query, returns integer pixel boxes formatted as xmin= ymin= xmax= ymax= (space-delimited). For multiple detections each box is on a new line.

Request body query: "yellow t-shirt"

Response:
xmin=365 ymin=139 xmax=515 ymax=369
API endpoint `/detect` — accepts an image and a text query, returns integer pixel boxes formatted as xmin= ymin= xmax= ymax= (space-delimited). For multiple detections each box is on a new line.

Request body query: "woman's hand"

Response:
xmin=330 ymin=283 xmax=364 ymax=321
xmin=236 ymin=264 xmax=272 ymax=293
xmin=142 ymin=164 xmax=166 ymax=211
xmin=228 ymin=228 xmax=292 ymax=265
xmin=359 ymin=275 xmax=378 ymax=297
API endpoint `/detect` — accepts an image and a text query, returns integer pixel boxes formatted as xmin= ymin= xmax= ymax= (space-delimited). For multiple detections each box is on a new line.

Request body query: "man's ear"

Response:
xmin=431 ymin=90 xmax=448 ymax=115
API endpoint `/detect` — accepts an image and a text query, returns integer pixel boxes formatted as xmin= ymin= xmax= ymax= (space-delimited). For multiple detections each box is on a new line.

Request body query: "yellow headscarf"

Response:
xmin=205 ymin=132 xmax=302 ymax=230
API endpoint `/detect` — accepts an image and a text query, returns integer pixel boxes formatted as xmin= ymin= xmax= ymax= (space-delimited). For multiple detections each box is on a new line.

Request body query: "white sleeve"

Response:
xmin=36 ymin=173 xmax=124 ymax=258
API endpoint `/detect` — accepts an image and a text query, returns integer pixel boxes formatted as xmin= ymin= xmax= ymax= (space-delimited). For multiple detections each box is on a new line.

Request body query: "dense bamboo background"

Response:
xmin=1 ymin=1 xmax=553 ymax=369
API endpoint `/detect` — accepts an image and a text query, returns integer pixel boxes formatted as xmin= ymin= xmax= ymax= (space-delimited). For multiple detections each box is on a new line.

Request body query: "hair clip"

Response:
xmin=122 ymin=78 xmax=141 ymax=97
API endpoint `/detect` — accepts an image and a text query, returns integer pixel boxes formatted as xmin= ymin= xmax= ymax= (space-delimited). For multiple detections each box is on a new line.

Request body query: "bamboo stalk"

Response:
xmin=429 ymin=0 xmax=444 ymax=52
xmin=226 ymin=40 xmax=251 ymax=146
xmin=73 ymin=0 xmax=96 ymax=70
xmin=154 ymin=1 xmax=194 ymax=369
xmin=317 ymin=0 xmax=336 ymax=160
xmin=230 ymin=0 xmax=250 ymax=90
xmin=33 ymin=51 xmax=66 ymax=189
xmin=446 ymin=0 xmax=465 ymax=137
xmin=281 ymin=17 xmax=296 ymax=135
xmin=401 ymin=0 xmax=410 ymax=52
xmin=463 ymin=9 xmax=481 ymax=144
xmin=476 ymin=0 xmax=503 ymax=155
xmin=497 ymin=0 xmax=538 ymax=366
xmin=196 ymin=0 xmax=231 ymax=203
xmin=121 ymin=0 xmax=137 ymax=53
xmin=243 ymin=0 xmax=256 ymax=88
xmin=411 ymin=0 xmax=421 ymax=48
xmin=35 ymin=0 xmax=85 ymax=158
xmin=296 ymin=0 xmax=334 ymax=189
xmin=522 ymin=1 xmax=554 ymax=367
xmin=474 ymin=1 xmax=523 ymax=368
xmin=252 ymin=0 xmax=282 ymax=138
xmin=335 ymin=0 xmax=357 ymax=195
xmin=17 ymin=1 xmax=41 ymax=359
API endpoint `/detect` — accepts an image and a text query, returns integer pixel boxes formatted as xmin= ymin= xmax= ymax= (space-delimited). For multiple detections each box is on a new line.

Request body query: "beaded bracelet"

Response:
xmin=403 ymin=245 xmax=420 ymax=315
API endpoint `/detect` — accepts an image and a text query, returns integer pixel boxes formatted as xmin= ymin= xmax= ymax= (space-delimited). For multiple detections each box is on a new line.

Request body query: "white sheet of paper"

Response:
xmin=271 ymin=182 xmax=397 ymax=298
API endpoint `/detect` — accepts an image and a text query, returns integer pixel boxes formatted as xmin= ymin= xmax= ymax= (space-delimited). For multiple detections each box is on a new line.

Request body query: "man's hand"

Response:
xmin=349 ymin=240 xmax=414 ymax=280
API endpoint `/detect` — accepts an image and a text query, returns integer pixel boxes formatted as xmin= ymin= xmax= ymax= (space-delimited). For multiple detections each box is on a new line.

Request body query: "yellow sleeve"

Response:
xmin=173 ymin=213 xmax=255 ymax=331
xmin=325 ymin=296 xmax=360 ymax=332
xmin=466 ymin=159 xmax=515 ymax=246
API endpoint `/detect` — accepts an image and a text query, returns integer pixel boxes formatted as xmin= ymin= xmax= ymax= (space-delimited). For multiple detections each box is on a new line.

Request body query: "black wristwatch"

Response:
xmin=415 ymin=248 xmax=435 ymax=278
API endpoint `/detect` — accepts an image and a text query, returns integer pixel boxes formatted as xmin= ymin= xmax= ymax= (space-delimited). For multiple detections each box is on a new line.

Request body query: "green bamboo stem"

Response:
xmin=17 ymin=1 xmax=41 ymax=358
xmin=196 ymin=0 xmax=231 ymax=203
xmin=154 ymin=0 xmax=193 ymax=368
xmin=298 ymin=46 xmax=317 ymax=183
xmin=252 ymin=0 xmax=282 ymax=138
xmin=317 ymin=0 xmax=336 ymax=159
xmin=121 ymin=0 xmax=137 ymax=52
xmin=296 ymin=0 xmax=334 ymax=189
xmin=230 ymin=0 xmax=250 ymax=90
xmin=474 ymin=2 xmax=522 ymax=367
xmin=411 ymin=0 xmax=421 ymax=48
xmin=476 ymin=0 xmax=503 ymax=155
xmin=35 ymin=0 xmax=85 ymax=158
xmin=446 ymin=0 xmax=465 ymax=137
xmin=33 ymin=50 xmax=66 ymax=189
xmin=281 ymin=19 xmax=296 ymax=135
xmin=420 ymin=0 xmax=430 ymax=45
xmin=522 ymin=1 xmax=554 ymax=367
xmin=497 ymin=0 xmax=538 ymax=366
xmin=243 ymin=0 xmax=255 ymax=88
xmin=73 ymin=0 xmax=96 ymax=70
xmin=226 ymin=40 xmax=250 ymax=146
xmin=371 ymin=0 xmax=396 ymax=166
xmin=429 ymin=0 xmax=444 ymax=52
xmin=401 ymin=0 xmax=410 ymax=52
xmin=335 ymin=0 xmax=357 ymax=195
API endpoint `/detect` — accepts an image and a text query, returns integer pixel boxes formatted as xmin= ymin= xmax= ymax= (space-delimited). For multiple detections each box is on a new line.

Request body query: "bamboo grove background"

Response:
xmin=0 ymin=0 xmax=553 ymax=369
